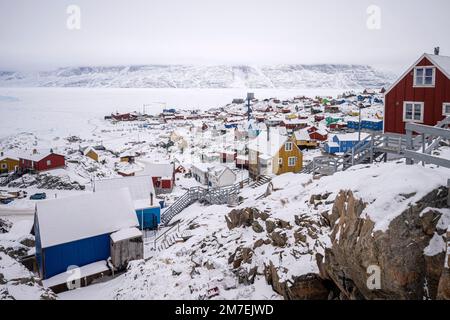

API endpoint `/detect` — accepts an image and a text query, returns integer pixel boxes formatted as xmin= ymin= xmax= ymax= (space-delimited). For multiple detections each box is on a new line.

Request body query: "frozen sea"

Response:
xmin=0 ymin=87 xmax=346 ymax=137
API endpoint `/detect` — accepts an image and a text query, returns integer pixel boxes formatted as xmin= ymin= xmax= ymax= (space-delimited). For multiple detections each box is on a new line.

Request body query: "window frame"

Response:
xmin=46 ymin=159 xmax=52 ymax=166
xmin=288 ymin=156 xmax=296 ymax=167
xmin=443 ymin=103 xmax=450 ymax=116
xmin=285 ymin=141 xmax=293 ymax=152
xmin=413 ymin=66 xmax=436 ymax=88
xmin=278 ymin=158 xmax=283 ymax=165
xmin=403 ymin=102 xmax=424 ymax=123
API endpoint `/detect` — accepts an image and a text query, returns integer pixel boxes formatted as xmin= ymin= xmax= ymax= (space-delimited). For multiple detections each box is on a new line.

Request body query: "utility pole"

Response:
xmin=358 ymin=103 xmax=362 ymax=142
xmin=247 ymin=92 xmax=254 ymax=122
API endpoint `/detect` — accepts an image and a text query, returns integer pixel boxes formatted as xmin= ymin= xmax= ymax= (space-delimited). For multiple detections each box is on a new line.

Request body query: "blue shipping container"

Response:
xmin=135 ymin=206 xmax=161 ymax=229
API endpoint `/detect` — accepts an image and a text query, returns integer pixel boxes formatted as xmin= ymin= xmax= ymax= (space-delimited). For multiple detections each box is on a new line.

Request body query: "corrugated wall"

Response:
xmin=41 ymin=233 xmax=111 ymax=279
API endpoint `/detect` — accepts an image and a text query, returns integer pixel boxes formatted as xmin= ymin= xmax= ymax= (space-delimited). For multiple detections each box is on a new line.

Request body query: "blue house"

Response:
xmin=35 ymin=189 xmax=140 ymax=280
xmin=324 ymin=133 xmax=370 ymax=154
xmin=347 ymin=119 xmax=383 ymax=132
xmin=94 ymin=175 xmax=161 ymax=230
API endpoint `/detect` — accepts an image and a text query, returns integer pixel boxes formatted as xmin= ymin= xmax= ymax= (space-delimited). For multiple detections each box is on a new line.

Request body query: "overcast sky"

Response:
xmin=0 ymin=0 xmax=449 ymax=73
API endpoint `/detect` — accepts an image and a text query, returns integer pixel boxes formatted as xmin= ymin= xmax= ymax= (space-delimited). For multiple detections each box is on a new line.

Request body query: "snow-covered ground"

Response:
xmin=56 ymin=159 xmax=449 ymax=300
xmin=0 ymin=87 xmax=346 ymax=137
xmin=0 ymin=87 xmax=448 ymax=300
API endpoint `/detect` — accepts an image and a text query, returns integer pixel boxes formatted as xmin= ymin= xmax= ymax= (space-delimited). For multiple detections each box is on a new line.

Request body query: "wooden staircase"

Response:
xmin=160 ymin=184 xmax=240 ymax=226
xmin=251 ymin=175 xmax=272 ymax=188
xmin=302 ymin=118 xmax=450 ymax=176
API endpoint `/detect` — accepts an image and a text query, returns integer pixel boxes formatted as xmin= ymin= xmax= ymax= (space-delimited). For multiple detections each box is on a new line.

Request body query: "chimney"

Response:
xmin=434 ymin=47 xmax=440 ymax=55
xmin=32 ymin=149 xmax=37 ymax=154
xmin=150 ymin=192 xmax=154 ymax=206
xmin=0 ymin=151 xmax=3 ymax=157
xmin=267 ymin=126 xmax=270 ymax=142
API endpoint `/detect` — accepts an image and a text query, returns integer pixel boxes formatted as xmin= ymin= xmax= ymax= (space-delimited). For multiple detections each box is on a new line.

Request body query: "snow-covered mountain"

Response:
xmin=0 ymin=64 xmax=395 ymax=89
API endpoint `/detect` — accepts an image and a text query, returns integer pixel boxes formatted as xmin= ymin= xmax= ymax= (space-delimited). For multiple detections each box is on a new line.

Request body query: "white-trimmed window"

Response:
xmin=403 ymin=102 xmax=424 ymax=123
xmin=443 ymin=103 xmax=450 ymax=116
xmin=413 ymin=67 xmax=435 ymax=87
xmin=288 ymin=156 xmax=296 ymax=167
xmin=46 ymin=160 xmax=51 ymax=166
xmin=278 ymin=158 xmax=283 ymax=165
xmin=285 ymin=141 xmax=293 ymax=152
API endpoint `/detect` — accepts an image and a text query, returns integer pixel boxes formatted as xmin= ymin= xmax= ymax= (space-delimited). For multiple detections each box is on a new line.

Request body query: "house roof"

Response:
xmin=83 ymin=147 xmax=97 ymax=156
xmin=248 ymin=131 xmax=288 ymax=158
xmin=94 ymin=175 xmax=155 ymax=201
xmin=331 ymin=132 xmax=370 ymax=142
xmin=36 ymin=188 xmax=138 ymax=248
xmin=17 ymin=150 xmax=64 ymax=162
xmin=385 ymin=53 xmax=450 ymax=96
xmin=138 ymin=160 xmax=174 ymax=178
xmin=294 ymin=129 xmax=311 ymax=141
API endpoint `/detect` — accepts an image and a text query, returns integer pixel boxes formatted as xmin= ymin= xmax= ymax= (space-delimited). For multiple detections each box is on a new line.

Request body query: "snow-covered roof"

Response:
xmin=332 ymin=132 xmax=370 ymax=142
xmin=95 ymin=175 xmax=155 ymax=201
xmin=83 ymin=147 xmax=97 ymax=156
xmin=16 ymin=149 xmax=63 ymax=162
xmin=42 ymin=261 xmax=109 ymax=288
xmin=36 ymin=189 xmax=138 ymax=248
xmin=385 ymin=53 xmax=450 ymax=95
xmin=138 ymin=160 xmax=174 ymax=178
xmin=248 ymin=131 xmax=288 ymax=158
xmin=110 ymin=227 xmax=142 ymax=243
xmin=426 ymin=54 xmax=450 ymax=79
xmin=294 ymin=129 xmax=311 ymax=141
xmin=0 ymin=152 xmax=19 ymax=161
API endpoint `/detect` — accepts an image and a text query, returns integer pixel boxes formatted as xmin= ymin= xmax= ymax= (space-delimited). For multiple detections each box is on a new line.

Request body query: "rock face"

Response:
xmin=323 ymin=188 xmax=449 ymax=300
xmin=0 ymin=219 xmax=12 ymax=234
xmin=264 ymin=261 xmax=330 ymax=299
xmin=225 ymin=208 xmax=258 ymax=230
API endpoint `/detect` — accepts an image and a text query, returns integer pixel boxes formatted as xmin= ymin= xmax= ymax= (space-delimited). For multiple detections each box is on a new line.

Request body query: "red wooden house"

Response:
xmin=141 ymin=162 xmax=175 ymax=192
xmin=19 ymin=150 xmax=65 ymax=172
xmin=111 ymin=113 xmax=137 ymax=122
xmin=307 ymin=126 xmax=328 ymax=141
xmin=384 ymin=53 xmax=450 ymax=134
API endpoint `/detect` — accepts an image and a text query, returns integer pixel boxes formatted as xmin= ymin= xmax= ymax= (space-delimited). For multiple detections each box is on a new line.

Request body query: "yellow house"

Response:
xmin=84 ymin=147 xmax=99 ymax=162
xmin=294 ymin=129 xmax=318 ymax=148
xmin=248 ymin=131 xmax=303 ymax=178
xmin=0 ymin=153 xmax=19 ymax=173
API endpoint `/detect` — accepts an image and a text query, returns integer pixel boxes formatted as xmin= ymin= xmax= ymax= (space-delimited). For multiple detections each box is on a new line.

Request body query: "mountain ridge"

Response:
xmin=0 ymin=64 xmax=395 ymax=89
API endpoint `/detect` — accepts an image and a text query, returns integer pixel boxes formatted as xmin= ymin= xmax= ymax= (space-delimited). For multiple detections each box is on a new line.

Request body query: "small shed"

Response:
xmin=110 ymin=227 xmax=143 ymax=271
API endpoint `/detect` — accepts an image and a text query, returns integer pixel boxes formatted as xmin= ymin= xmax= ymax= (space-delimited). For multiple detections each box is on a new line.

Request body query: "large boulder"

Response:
xmin=323 ymin=187 xmax=449 ymax=300
xmin=264 ymin=261 xmax=331 ymax=299
xmin=225 ymin=208 xmax=259 ymax=230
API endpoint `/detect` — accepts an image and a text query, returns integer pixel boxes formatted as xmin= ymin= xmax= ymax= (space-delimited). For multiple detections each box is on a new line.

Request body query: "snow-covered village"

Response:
xmin=0 ymin=0 xmax=449 ymax=306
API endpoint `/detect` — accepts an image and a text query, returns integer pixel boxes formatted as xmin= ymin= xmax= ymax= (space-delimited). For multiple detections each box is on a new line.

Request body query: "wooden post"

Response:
xmin=406 ymin=126 xmax=413 ymax=165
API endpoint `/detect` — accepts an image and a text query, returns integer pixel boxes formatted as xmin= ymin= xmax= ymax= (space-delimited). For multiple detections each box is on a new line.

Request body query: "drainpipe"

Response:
xmin=150 ymin=192 xmax=154 ymax=206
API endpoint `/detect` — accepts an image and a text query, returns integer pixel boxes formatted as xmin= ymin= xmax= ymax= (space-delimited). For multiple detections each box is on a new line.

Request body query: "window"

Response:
xmin=403 ymin=102 xmax=424 ymax=123
xmin=278 ymin=158 xmax=283 ymax=165
xmin=288 ymin=157 xmax=297 ymax=167
xmin=1 ymin=163 xmax=6 ymax=169
xmin=46 ymin=160 xmax=51 ymax=166
xmin=285 ymin=142 xmax=293 ymax=152
xmin=414 ymin=67 xmax=435 ymax=87
xmin=443 ymin=103 xmax=450 ymax=116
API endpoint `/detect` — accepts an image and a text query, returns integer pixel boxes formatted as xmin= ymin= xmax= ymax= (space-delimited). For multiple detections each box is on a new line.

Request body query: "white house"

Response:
xmin=191 ymin=163 xmax=236 ymax=187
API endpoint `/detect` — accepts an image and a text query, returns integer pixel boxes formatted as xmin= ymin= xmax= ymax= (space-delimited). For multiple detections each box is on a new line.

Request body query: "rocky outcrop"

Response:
xmin=323 ymin=187 xmax=449 ymax=300
xmin=264 ymin=261 xmax=331 ymax=299
xmin=0 ymin=219 xmax=12 ymax=234
xmin=225 ymin=208 xmax=259 ymax=230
